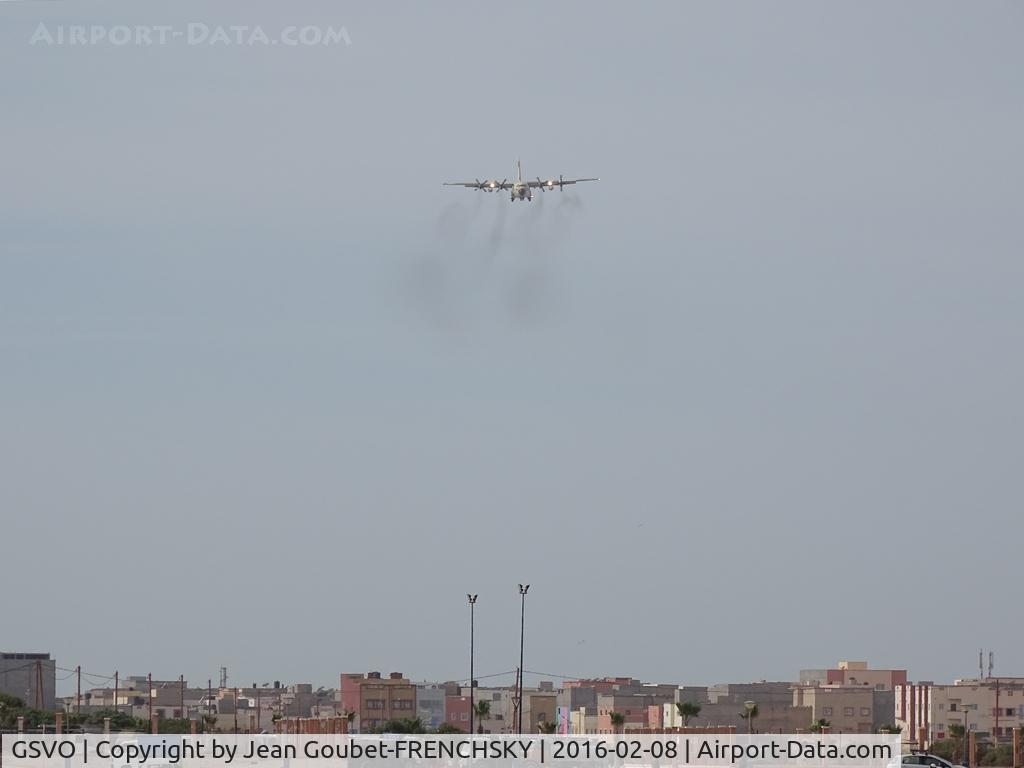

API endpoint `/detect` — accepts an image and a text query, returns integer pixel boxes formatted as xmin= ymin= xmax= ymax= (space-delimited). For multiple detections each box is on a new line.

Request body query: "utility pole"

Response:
xmin=114 ymin=671 xmax=119 ymax=715
xmin=517 ymin=584 xmax=530 ymax=734
xmin=77 ymin=666 xmax=82 ymax=714
xmin=468 ymin=594 xmax=478 ymax=736
xmin=148 ymin=673 xmax=153 ymax=724
xmin=35 ymin=660 xmax=43 ymax=709
xmin=180 ymin=674 xmax=185 ymax=720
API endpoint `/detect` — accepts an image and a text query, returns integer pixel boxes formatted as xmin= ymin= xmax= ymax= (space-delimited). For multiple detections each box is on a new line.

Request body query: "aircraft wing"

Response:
xmin=526 ymin=176 xmax=600 ymax=189
xmin=443 ymin=179 xmax=511 ymax=190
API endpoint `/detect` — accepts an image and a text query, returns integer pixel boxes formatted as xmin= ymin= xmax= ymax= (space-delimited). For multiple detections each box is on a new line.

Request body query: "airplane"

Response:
xmin=444 ymin=159 xmax=598 ymax=202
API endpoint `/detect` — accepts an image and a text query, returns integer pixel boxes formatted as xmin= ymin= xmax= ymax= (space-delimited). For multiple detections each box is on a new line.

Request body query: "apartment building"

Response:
xmin=597 ymin=690 xmax=677 ymax=733
xmin=416 ymin=684 xmax=446 ymax=730
xmin=340 ymin=672 xmax=416 ymax=733
xmin=793 ymin=684 xmax=886 ymax=733
xmin=662 ymin=682 xmax=811 ymax=732
xmin=801 ymin=661 xmax=908 ymax=691
xmin=465 ymin=686 xmax=517 ymax=733
xmin=1 ymin=652 xmax=56 ymax=711
xmin=896 ymin=678 xmax=1024 ymax=745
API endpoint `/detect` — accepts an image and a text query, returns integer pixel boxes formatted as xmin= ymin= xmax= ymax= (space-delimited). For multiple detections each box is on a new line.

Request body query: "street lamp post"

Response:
xmin=468 ymin=594 xmax=478 ymax=736
xmin=518 ymin=584 xmax=530 ymax=734
xmin=964 ymin=705 xmax=970 ymax=766
xmin=744 ymin=701 xmax=756 ymax=735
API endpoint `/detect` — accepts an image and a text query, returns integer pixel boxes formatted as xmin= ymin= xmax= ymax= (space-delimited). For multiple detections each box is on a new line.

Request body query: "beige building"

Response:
xmin=340 ymin=672 xmax=416 ymax=733
xmin=525 ymin=693 xmax=557 ymax=733
xmin=793 ymin=685 xmax=877 ymax=733
xmin=801 ymin=661 xmax=907 ymax=692
xmin=464 ymin=686 xmax=517 ymax=733
xmin=896 ymin=678 xmax=1024 ymax=745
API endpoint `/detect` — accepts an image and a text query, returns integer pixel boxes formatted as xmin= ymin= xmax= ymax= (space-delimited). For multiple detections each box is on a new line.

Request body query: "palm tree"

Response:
xmin=474 ymin=700 xmax=490 ymax=734
xmin=538 ymin=719 xmax=558 ymax=734
xmin=739 ymin=704 xmax=760 ymax=733
xmin=810 ymin=718 xmax=831 ymax=733
xmin=676 ymin=702 xmax=702 ymax=727
xmin=376 ymin=717 xmax=425 ymax=734
xmin=879 ymin=724 xmax=902 ymax=734
xmin=949 ymin=723 xmax=966 ymax=763
xmin=342 ymin=709 xmax=356 ymax=734
xmin=609 ymin=711 xmax=625 ymax=734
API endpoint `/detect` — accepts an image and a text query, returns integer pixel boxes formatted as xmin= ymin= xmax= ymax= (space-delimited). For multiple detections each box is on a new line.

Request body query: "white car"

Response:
xmin=900 ymin=754 xmax=961 ymax=768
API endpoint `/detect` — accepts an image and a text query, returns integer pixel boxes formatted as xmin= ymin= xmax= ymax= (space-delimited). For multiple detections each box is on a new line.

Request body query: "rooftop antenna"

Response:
xmin=219 ymin=666 xmax=228 ymax=689
xmin=988 ymin=651 xmax=994 ymax=678
xmin=979 ymin=650 xmax=984 ymax=679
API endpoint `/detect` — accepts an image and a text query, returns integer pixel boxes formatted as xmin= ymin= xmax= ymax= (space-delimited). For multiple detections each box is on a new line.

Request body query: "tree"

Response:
xmin=948 ymin=724 xmax=967 ymax=763
xmin=739 ymin=705 xmax=760 ymax=733
xmin=0 ymin=693 xmax=25 ymax=709
xmin=538 ymin=719 xmax=558 ymax=734
xmin=879 ymin=724 xmax=903 ymax=734
xmin=809 ymin=718 xmax=831 ymax=733
xmin=437 ymin=722 xmax=464 ymax=734
xmin=609 ymin=711 xmax=625 ymax=734
xmin=154 ymin=718 xmax=194 ymax=734
xmin=676 ymin=702 xmax=702 ymax=726
xmin=375 ymin=717 xmax=425 ymax=734
xmin=474 ymin=700 xmax=491 ymax=734
xmin=979 ymin=744 xmax=1012 ymax=766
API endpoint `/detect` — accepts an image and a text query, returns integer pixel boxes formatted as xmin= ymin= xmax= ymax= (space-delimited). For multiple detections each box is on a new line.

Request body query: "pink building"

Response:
xmin=445 ymin=694 xmax=471 ymax=732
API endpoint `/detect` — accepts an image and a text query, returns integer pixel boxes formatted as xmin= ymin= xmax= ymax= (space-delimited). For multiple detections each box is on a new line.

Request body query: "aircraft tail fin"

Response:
xmin=517 ymin=158 xmax=522 ymax=182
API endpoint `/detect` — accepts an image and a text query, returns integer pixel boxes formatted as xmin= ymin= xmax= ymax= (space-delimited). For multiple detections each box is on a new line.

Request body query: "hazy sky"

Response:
xmin=2 ymin=1 xmax=1023 ymax=695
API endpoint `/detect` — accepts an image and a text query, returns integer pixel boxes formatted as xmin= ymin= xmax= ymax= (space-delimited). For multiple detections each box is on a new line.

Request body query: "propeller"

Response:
xmin=559 ymin=174 xmax=564 ymax=190
xmin=474 ymin=178 xmax=485 ymax=191
xmin=537 ymin=176 xmax=549 ymax=191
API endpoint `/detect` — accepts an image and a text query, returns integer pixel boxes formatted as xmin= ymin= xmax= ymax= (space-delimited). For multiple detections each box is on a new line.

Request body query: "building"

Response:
xmin=801 ymin=661 xmax=908 ymax=691
xmin=662 ymin=682 xmax=811 ymax=733
xmin=339 ymin=672 xmax=416 ymax=733
xmin=896 ymin=678 xmax=1024 ymax=745
xmin=464 ymin=686 xmax=516 ymax=733
xmin=523 ymin=692 xmax=557 ymax=733
xmin=445 ymin=694 xmax=471 ymax=731
xmin=597 ymin=689 xmax=676 ymax=733
xmin=416 ymin=684 xmax=446 ymax=730
xmin=1 ymin=652 xmax=56 ymax=710
xmin=793 ymin=684 xmax=888 ymax=733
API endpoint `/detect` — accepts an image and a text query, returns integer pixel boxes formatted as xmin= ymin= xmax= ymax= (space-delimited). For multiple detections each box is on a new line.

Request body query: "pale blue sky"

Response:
xmin=2 ymin=1 xmax=1023 ymax=693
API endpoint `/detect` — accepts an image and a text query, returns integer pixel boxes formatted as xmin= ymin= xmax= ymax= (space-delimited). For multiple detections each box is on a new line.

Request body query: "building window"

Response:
xmin=823 ymin=707 xmax=833 ymax=716
xmin=861 ymin=708 xmax=871 ymax=717
xmin=844 ymin=707 xmax=855 ymax=717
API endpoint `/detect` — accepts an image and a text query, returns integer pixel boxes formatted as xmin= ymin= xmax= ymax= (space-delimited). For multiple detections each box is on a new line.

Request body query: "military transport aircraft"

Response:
xmin=444 ymin=160 xmax=599 ymax=202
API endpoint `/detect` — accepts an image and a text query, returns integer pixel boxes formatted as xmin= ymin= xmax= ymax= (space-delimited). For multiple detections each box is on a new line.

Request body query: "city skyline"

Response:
xmin=4 ymin=0 xmax=1023 ymax=705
